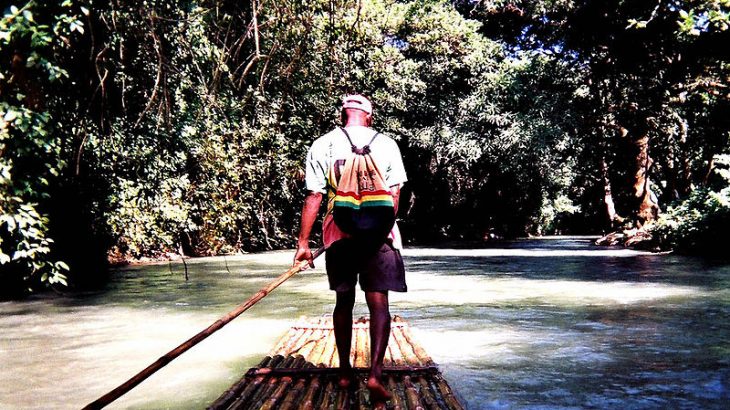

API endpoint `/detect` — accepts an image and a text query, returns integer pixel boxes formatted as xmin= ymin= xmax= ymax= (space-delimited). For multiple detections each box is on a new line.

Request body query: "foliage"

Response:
xmin=2 ymin=0 xmax=729 ymax=297
xmin=0 ymin=1 xmax=82 ymax=295
xmin=652 ymin=154 xmax=730 ymax=255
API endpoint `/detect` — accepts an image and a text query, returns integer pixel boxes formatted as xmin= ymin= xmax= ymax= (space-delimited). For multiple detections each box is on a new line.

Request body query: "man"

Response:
xmin=293 ymin=94 xmax=407 ymax=404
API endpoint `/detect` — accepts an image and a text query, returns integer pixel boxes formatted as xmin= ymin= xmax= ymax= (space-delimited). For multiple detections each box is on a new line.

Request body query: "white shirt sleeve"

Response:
xmin=304 ymin=144 xmax=327 ymax=194
xmin=386 ymin=139 xmax=407 ymax=187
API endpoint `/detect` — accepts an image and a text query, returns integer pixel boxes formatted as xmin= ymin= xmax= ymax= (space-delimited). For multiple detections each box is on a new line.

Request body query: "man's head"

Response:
xmin=341 ymin=94 xmax=373 ymax=126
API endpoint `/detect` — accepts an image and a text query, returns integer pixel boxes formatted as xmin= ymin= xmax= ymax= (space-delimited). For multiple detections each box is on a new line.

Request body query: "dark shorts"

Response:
xmin=325 ymin=239 xmax=407 ymax=293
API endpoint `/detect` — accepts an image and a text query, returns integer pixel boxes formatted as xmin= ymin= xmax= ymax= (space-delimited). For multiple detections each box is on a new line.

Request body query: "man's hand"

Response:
xmin=293 ymin=243 xmax=315 ymax=269
xmin=293 ymin=191 xmax=322 ymax=269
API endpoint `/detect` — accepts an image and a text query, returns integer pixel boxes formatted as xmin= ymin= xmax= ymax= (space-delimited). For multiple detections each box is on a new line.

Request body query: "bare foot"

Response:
xmin=338 ymin=367 xmax=355 ymax=389
xmin=367 ymin=376 xmax=392 ymax=403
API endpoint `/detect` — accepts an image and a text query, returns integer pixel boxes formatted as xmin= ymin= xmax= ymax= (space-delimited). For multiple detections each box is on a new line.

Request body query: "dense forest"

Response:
xmin=1 ymin=0 xmax=728 ymax=298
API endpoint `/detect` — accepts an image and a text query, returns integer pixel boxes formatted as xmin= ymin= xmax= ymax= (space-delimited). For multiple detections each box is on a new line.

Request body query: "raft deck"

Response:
xmin=209 ymin=316 xmax=463 ymax=409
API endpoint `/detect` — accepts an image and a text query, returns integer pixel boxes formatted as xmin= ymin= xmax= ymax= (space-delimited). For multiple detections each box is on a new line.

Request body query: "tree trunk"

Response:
xmin=600 ymin=158 xmax=623 ymax=226
xmin=632 ymin=134 xmax=660 ymax=225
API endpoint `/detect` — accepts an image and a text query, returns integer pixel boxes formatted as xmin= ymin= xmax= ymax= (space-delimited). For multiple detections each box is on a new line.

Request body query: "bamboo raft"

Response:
xmin=209 ymin=316 xmax=463 ymax=410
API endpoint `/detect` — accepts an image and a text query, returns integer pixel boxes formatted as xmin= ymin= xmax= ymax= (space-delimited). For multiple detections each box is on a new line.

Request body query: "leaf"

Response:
xmin=22 ymin=10 xmax=33 ymax=22
xmin=3 ymin=110 xmax=17 ymax=122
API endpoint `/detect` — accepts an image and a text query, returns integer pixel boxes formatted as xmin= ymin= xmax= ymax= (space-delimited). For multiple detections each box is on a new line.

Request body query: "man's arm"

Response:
xmin=390 ymin=185 xmax=401 ymax=213
xmin=293 ymin=191 xmax=323 ymax=267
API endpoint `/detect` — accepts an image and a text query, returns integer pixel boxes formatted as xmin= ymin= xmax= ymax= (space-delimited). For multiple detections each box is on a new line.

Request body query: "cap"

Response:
xmin=341 ymin=94 xmax=373 ymax=115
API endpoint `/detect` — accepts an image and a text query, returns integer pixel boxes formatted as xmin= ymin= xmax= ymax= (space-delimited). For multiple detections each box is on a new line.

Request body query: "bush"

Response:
xmin=652 ymin=155 xmax=730 ymax=255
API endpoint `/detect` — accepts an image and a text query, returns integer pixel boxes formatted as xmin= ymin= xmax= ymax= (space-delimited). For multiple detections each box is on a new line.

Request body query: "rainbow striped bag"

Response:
xmin=332 ymin=128 xmax=396 ymax=241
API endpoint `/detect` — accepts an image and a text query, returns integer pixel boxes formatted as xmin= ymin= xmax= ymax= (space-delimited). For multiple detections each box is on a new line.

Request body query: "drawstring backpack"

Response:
xmin=332 ymin=127 xmax=396 ymax=241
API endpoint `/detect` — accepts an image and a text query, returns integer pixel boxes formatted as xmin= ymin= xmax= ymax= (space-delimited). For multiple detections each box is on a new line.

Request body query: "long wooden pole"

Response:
xmin=83 ymin=247 xmax=324 ymax=410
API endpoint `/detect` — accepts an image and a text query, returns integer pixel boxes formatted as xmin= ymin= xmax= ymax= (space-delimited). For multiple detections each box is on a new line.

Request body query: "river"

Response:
xmin=1 ymin=237 xmax=728 ymax=409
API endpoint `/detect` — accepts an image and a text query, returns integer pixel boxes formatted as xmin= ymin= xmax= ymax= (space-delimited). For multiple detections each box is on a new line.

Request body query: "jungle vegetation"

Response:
xmin=1 ymin=0 xmax=728 ymax=298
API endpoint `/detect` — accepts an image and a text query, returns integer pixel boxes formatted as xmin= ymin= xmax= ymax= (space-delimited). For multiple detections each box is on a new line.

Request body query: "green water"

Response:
xmin=1 ymin=237 xmax=728 ymax=409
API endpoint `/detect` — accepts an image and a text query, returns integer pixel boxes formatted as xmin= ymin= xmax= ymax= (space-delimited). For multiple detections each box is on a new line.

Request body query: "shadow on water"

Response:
xmin=1 ymin=237 xmax=729 ymax=409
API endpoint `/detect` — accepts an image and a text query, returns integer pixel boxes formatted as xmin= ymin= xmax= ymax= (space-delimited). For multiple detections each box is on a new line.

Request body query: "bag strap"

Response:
xmin=340 ymin=127 xmax=379 ymax=155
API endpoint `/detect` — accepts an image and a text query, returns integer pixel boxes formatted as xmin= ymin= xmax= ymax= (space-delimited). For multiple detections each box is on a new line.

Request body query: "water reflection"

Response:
xmin=0 ymin=237 xmax=728 ymax=409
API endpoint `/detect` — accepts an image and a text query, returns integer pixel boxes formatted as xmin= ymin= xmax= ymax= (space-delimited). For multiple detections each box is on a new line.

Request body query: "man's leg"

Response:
xmin=365 ymin=290 xmax=393 ymax=402
xmin=334 ymin=289 xmax=356 ymax=387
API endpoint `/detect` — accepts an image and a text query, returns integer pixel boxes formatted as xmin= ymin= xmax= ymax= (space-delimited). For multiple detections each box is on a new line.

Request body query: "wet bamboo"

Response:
xmin=219 ymin=374 xmax=266 ymax=410
xmin=259 ymin=376 xmax=293 ymax=410
xmin=403 ymin=375 xmax=424 ymax=410
xmin=388 ymin=375 xmax=404 ymax=410
xmin=356 ymin=377 xmax=368 ymax=410
xmin=433 ymin=374 xmax=463 ymax=410
xmin=245 ymin=365 xmax=437 ymax=377
xmin=208 ymin=355 xmax=274 ymax=410
xmin=245 ymin=355 xmax=295 ymax=410
xmin=268 ymin=354 xmax=285 ymax=368
xmin=206 ymin=371 xmax=249 ymax=409
xmin=319 ymin=380 xmax=336 ymax=408
xmin=296 ymin=377 xmax=320 ymax=410
xmin=83 ymin=247 xmax=324 ymax=410
xmin=416 ymin=377 xmax=439 ymax=410
xmin=242 ymin=376 xmax=280 ymax=410
xmin=291 ymin=355 xmax=307 ymax=369
xmin=334 ymin=386 xmax=350 ymax=410
xmin=278 ymin=377 xmax=307 ymax=410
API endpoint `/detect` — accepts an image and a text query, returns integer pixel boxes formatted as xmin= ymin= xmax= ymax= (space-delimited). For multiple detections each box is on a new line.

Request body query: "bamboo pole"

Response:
xmin=319 ymin=380 xmax=336 ymax=408
xmin=260 ymin=376 xmax=293 ymax=410
xmin=357 ymin=377 xmax=369 ymax=410
xmin=354 ymin=325 xmax=368 ymax=368
xmin=307 ymin=328 xmax=330 ymax=365
xmin=392 ymin=325 xmax=418 ymax=365
xmin=244 ymin=365 xmax=437 ymax=378
xmin=271 ymin=327 xmax=300 ymax=354
xmin=403 ymin=375 xmax=424 ymax=410
xmin=433 ymin=374 xmax=463 ymax=410
xmin=297 ymin=377 xmax=320 ymax=410
xmin=334 ymin=385 xmax=350 ymax=410
xmin=220 ymin=374 xmax=266 ymax=410
xmin=401 ymin=327 xmax=435 ymax=366
xmin=388 ymin=375 xmax=404 ymax=410
xmin=417 ymin=377 xmax=439 ymax=410
xmin=277 ymin=326 xmax=309 ymax=356
xmin=244 ymin=376 xmax=280 ymax=410
xmin=296 ymin=327 xmax=323 ymax=359
xmin=321 ymin=328 xmax=338 ymax=367
xmin=207 ymin=355 xmax=272 ymax=410
xmin=83 ymin=247 xmax=324 ymax=410
xmin=388 ymin=328 xmax=406 ymax=367
xmin=279 ymin=377 xmax=307 ymax=410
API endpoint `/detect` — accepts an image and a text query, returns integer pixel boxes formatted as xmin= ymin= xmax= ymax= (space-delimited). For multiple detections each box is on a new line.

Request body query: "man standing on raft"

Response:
xmin=293 ymin=94 xmax=408 ymax=404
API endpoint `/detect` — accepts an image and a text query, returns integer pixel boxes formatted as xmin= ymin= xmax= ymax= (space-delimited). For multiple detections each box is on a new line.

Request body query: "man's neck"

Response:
xmin=344 ymin=119 xmax=369 ymax=127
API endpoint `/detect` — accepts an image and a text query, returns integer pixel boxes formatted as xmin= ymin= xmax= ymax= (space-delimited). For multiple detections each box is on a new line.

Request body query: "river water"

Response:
xmin=1 ymin=237 xmax=728 ymax=409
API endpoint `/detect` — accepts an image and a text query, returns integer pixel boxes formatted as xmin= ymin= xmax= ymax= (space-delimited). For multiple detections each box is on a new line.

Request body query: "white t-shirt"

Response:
xmin=305 ymin=125 xmax=407 ymax=248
